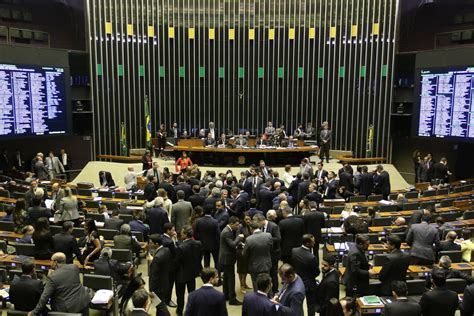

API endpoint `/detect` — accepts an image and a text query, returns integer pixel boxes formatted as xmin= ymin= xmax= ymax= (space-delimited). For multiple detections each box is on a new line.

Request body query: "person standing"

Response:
xmin=9 ymin=259 xmax=44 ymax=313
xmin=279 ymin=209 xmax=304 ymax=264
xmin=148 ymin=234 xmax=171 ymax=316
xmin=406 ymin=213 xmax=440 ymax=265
xmin=59 ymin=149 xmax=71 ymax=181
xmin=315 ymin=254 xmax=340 ymax=316
xmin=271 ymin=264 xmax=305 ymax=316
xmin=384 ymin=281 xmax=421 ymax=316
xmin=45 ymin=151 xmax=65 ymax=180
xmin=378 ymin=235 xmax=411 ymax=296
xmin=194 ymin=209 xmax=220 ymax=269
xmin=374 ymin=165 xmax=391 ymax=199
xmin=219 ymin=216 xmax=244 ymax=305
xmin=242 ymin=273 xmax=278 ymax=316
xmin=130 ymin=289 xmax=152 ymax=316
xmin=171 ymin=190 xmax=193 ymax=233
xmin=319 ymin=121 xmax=331 ymax=163
xmin=343 ymin=234 xmax=373 ymax=296
xmin=175 ymin=152 xmax=193 ymax=174
xmin=419 ymin=269 xmax=459 ymax=316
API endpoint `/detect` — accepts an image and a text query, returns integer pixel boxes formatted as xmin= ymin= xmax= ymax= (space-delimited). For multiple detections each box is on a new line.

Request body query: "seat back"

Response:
xmin=436 ymin=188 xmax=450 ymax=196
xmin=445 ymin=278 xmax=467 ymax=293
xmin=0 ymin=220 xmax=14 ymax=231
xmin=77 ymin=189 xmax=93 ymax=197
xmin=118 ymin=214 xmax=133 ymax=224
xmin=404 ymin=191 xmax=419 ymax=199
xmin=402 ymin=202 xmax=419 ymax=211
xmin=50 ymin=225 xmax=63 ymax=235
xmin=85 ymin=200 xmax=100 ymax=209
xmin=114 ymin=192 xmax=131 ymax=200
xmin=98 ymin=228 xmax=119 ymax=240
xmin=388 ymin=193 xmax=399 ymax=201
xmin=439 ymin=212 xmax=460 ymax=222
xmin=102 ymin=202 xmax=119 ymax=210
xmin=83 ymin=274 xmax=113 ymax=291
xmin=422 ymin=190 xmax=437 ymax=197
xmin=327 ymin=219 xmax=342 ymax=228
xmin=12 ymin=192 xmax=25 ymax=199
xmin=439 ymin=250 xmax=463 ymax=263
xmin=367 ymin=195 xmax=383 ymax=202
xmin=332 ymin=206 xmax=344 ymax=214
xmin=366 ymin=233 xmax=380 ymax=244
xmin=420 ymin=201 xmax=436 ymax=209
xmin=7 ymin=311 xmax=28 ymax=316
xmin=14 ymin=243 xmax=36 ymax=256
xmin=111 ymin=249 xmax=132 ymax=262
xmin=378 ymin=204 xmax=398 ymax=212
xmin=407 ymin=279 xmax=427 ymax=295
xmin=440 ymin=198 xmax=454 ymax=207
xmin=86 ymin=213 xmax=106 ymax=222
xmin=463 ymin=211 xmax=474 ymax=220
xmin=72 ymin=227 xmax=85 ymax=238
xmin=0 ymin=240 xmax=7 ymax=253
xmin=48 ymin=313 xmax=83 ymax=316
xmin=372 ymin=217 xmax=395 ymax=227
xmin=349 ymin=195 xmax=366 ymax=203
xmin=0 ymin=190 xmax=10 ymax=198
xmin=131 ymin=231 xmax=144 ymax=242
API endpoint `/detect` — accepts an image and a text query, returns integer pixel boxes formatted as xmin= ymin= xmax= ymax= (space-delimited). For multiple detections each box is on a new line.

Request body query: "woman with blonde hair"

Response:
xmin=158 ymin=188 xmax=172 ymax=215
xmin=58 ymin=187 xmax=80 ymax=226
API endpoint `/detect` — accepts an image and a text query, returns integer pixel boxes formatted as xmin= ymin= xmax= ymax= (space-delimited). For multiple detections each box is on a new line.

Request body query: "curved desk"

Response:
xmin=172 ymin=145 xmax=319 ymax=165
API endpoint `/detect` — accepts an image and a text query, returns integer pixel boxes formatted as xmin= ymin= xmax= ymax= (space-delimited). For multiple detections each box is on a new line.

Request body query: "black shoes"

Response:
xmin=166 ymin=300 xmax=177 ymax=308
xmin=229 ymin=299 xmax=243 ymax=306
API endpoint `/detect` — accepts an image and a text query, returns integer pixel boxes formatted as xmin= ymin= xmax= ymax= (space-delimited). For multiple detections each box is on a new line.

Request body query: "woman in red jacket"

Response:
xmin=175 ymin=151 xmax=193 ymax=173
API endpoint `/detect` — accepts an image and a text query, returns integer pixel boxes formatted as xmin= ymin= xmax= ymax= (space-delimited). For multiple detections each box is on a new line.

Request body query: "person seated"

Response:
xmin=383 ymin=281 xmax=421 ymax=316
xmin=439 ymin=231 xmax=461 ymax=251
xmin=130 ymin=288 xmax=152 ymax=315
xmin=256 ymin=134 xmax=268 ymax=148
xmin=203 ymin=133 xmax=216 ymax=148
xmin=419 ymin=268 xmax=459 ymax=316
xmin=264 ymin=121 xmax=275 ymax=137
xmin=104 ymin=209 xmax=124 ymax=231
xmin=235 ymin=133 xmax=248 ymax=148
xmin=114 ymin=223 xmax=142 ymax=258
xmin=434 ymin=255 xmax=474 ymax=285
xmin=458 ymin=229 xmax=474 ymax=262
xmin=99 ymin=170 xmax=116 ymax=188
xmin=27 ymin=193 xmax=51 ymax=226
xmin=217 ymin=132 xmax=230 ymax=148
xmin=53 ymin=221 xmax=83 ymax=264
xmin=97 ymin=204 xmax=110 ymax=221
xmin=1 ymin=205 xmax=13 ymax=221
xmin=94 ymin=247 xmax=132 ymax=284
xmin=436 ymin=217 xmax=454 ymax=239
xmin=18 ymin=225 xmax=34 ymax=244
xmin=129 ymin=210 xmax=150 ymax=241
xmin=293 ymin=123 xmax=306 ymax=140
xmin=32 ymin=217 xmax=54 ymax=260
xmin=119 ymin=274 xmax=146 ymax=315
xmin=390 ymin=217 xmax=407 ymax=234
xmin=9 ymin=259 xmax=45 ymax=313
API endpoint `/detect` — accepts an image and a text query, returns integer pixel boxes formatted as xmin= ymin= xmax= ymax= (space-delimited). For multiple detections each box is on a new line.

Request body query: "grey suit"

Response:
xmin=45 ymin=156 xmax=65 ymax=180
xmin=51 ymin=188 xmax=65 ymax=211
xmin=406 ymin=222 xmax=440 ymax=263
xmin=58 ymin=196 xmax=80 ymax=222
xmin=146 ymin=167 xmax=161 ymax=183
xmin=244 ymin=230 xmax=273 ymax=290
xmin=171 ymin=200 xmax=193 ymax=232
xmin=32 ymin=264 xmax=90 ymax=315
xmin=34 ymin=160 xmax=48 ymax=180
xmin=235 ymin=137 xmax=248 ymax=147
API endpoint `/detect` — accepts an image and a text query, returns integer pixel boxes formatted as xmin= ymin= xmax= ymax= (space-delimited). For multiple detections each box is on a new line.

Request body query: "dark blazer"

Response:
xmin=219 ymin=225 xmax=242 ymax=266
xmin=104 ymin=217 xmax=124 ymax=231
xmin=378 ymin=249 xmax=411 ymax=295
xmin=174 ymin=183 xmax=192 ymax=200
xmin=99 ymin=171 xmax=115 ymax=187
xmin=157 ymin=182 xmax=175 ymax=203
xmin=279 ymin=216 xmax=305 ymax=257
xmin=243 ymin=231 xmax=273 ymax=274
xmin=358 ymin=173 xmax=374 ymax=196
xmin=189 ymin=194 xmax=206 ymax=208
xmin=144 ymin=182 xmax=157 ymax=202
xmin=291 ymin=246 xmax=320 ymax=289
xmin=33 ymin=232 xmax=54 ymax=260
xmin=9 ymin=275 xmax=44 ymax=312
xmin=432 ymin=162 xmax=449 ymax=181
xmin=94 ymin=257 xmax=130 ymax=283
xmin=263 ymin=220 xmax=281 ymax=259
xmin=53 ymin=232 xmax=83 ymax=264
xmin=203 ymin=196 xmax=220 ymax=215
xmin=129 ymin=309 xmax=150 ymax=316
xmin=297 ymin=180 xmax=311 ymax=202
xmin=315 ymin=269 xmax=340 ymax=315
xmin=230 ymin=192 xmax=249 ymax=217
xmin=288 ymin=178 xmax=301 ymax=201
xmin=374 ymin=171 xmax=391 ymax=196
xmin=27 ymin=206 xmax=51 ymax=226
xmin=278 ymin=276 xmax=306 ymax=316
xmin=435 ymin=267 xmax=474 ymax=284
xmin=384 ymin=298 xmax=421 ymax=316
xmin=343 ymin=244 xmax=370 ymax=295
xmin=129 ymin=220 xmax=150 ymax=240
xmin=324 ymin=179 xmax=338 ymax=199
xmin=176 ymin=239 xmax=203 ymax=283
xmin=462 ymin=283 xmax=474 ymax=316
xmin=339 ymin=172 xmax=354 ymax=193
xmin=419 ymin=287 xmax=459 ymax=316
xmin=185 ymin=286 xmax=228 ymax=316
xmin=149 ymin=246 xmax=171 ymax=300
xmin=439 ymin=240 xmax=461 ymax=251
xmin=146 ymin=207 xmax=170 ymax=234
xmin=194 ymin=215 xmax=220 ymax=251
xmin=258 ymin=187 xmax=274 ymax=213
xmin=303 ymin=211 xmax=325 ymax=244
xmin=242 ymin=292 xmax=278 ymax=316
xmin=213 ymin=209 xmax=229 ymax=231
xmin=203 ymin=138 xmax=217 ymax=147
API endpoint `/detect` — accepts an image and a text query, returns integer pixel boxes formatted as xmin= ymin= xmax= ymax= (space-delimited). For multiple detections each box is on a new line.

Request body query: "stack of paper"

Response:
xmin=91 ymin=289 xmax=114 ymax=304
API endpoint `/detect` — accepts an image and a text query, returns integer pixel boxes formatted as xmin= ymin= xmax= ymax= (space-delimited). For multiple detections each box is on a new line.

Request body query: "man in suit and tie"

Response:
xmin=146 ymin=162 xmax=161 ymax=184
xmin=161 ymin=223 xmax=178 ymax=308
xmin=271 ymin=263 xmax=305 ymax=316
xmin=207 ymin=122 xmax=218 ymax=140
xmin=148 ymin=234 xmax=172 ymax=315
xmin=174 ymin=176 xmax=192 ymax=200
xmin=299 ymin=158 xmax=314 ymax=179
xmin=344 ymin=234 xmax=373 ymax=296
xmin=104 ymin=209 xmax=124 ymax=231
xmin=229 ymin=186 xmax=249 ymax=218
xmin=185 ymin=267 xmax=228 ymax=316
xmin=319 ymin=121 xmax=332 ymax=163
xmin=302 ymin=205 xmax=325 ymax=258
xmin=279 ymin=208 xmax=305 ymax=264
xmin=203 ymin=133 xmax=216 ymax=147
xmin=259 ymin=160 xmax=271 ymax=181
xmin=53 ymin=221 xmax=83 ymax=265
xmin=194 ymin=208 xmax=220 ymax=269
xmin=144 ymin=176 xmax=158 ymax=202
xmin=242 ymin=273 xmax=278 ymax=316
xmin=297 ymin=172 xmax=311 ymax=202
xmin=214 ymin=200 xmax=229 ymax=231
xmin=175 ymin=226 xmax=203 ymax=316
xmin=339 ymin=165 xmax=355 ymax=194
xmin=439 ymin=230 xmax=461 ymax=251
xmin=374 ymin=165 xmax=391 ymax=199
xmin=383 ymin=281 xmax=421 ymax=316
xmin=27 ymin=195 xmax=51 ymax=226
xmin=324 ymin=171 xmax=338 ymax=199
xmin=406 ymin=213 xmax=440 ymax=265
xmin=99 ymin=170 xmax=115 ymax=188
xmin=315 ymin=254 xmax=340 ymax=316
xmin=462 ymin=283 xmax=474 ymax=316
xmin=243 ymin=220 xmax=273 ymax=290
xmin=12 ymin=149 xmax=25 ymax=171
xmin=145 ymin=197 xmax=170 ymax=234
xmin=219 ymin=216 xmax=244 ymax=305
xmin=264 ymin=121 xmax=275 ymax=137
xmin=235 ymin=133 xmax=248 ymax=148
xmin=258 ymin=181 xmax=274 ymax=214
xmin=9 ymin=259 xmax=45 ymax=313
xmin=30 ymin=252 xmax=90 ymax=315
xmin=34 ymin=155 xmax=49 ymax=180
xmin=45 ymin=151 xmax=65 ymax=180
xmin=291 ymin=234 xmax=320 ymax=316
xmin=419 ymin=268 xmax=459 ymax=316
xmin=171 ymin=190 xmax=193 ymax=233
xmin=314 ymin=162 xmax=328 ymax=189
xmin=432 ymin=157 xmax=451 ymax=184
xmin=358 ymin=166 xmax=374 ymax=196
xmin=378 ymin=235 xmax=410 ymax=296
xmin=59 ymin=149 xmax=71 ymax=181
xmin=130 ymin=289 xmax=152 ymax=316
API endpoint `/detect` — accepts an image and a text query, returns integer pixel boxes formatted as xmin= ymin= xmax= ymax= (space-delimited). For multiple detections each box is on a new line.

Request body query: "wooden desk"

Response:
xmin=357 ymin=298 xmax=385 ymax=315
xmin=96 ymin=155 xmax=142 ymax=162
xmin=0 ymin=254 xmax=85 ymax=270
xmin=325 ymin=243 xmax=410 ymax=253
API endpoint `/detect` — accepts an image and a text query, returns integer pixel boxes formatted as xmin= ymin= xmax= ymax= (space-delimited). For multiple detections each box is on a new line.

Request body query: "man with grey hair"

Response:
xmin=124 ymin=166 xmax=142 ymax=191
xmin=146 ymin=196 xmax=169 ymax=234
xmin=436 ymin=255 xmax=474 ymax=284
xmin=266 ymin=209 xmax=277 ymax=222
xmin=30 ymin=252 xmax=90 ymax=315
xmin=94 ymin=247 xmax=131 ymax=284
xmin=171 ymin=190 xmax=193 ymax=233
xmin=33 ymin=155 xmax=48 ymax=180
xmin=114 ymin=224 xmax=141 ymax=257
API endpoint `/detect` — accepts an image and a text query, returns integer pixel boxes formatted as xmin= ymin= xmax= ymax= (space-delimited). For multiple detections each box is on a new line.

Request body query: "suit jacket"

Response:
xmin=278 ymin=276 xmax=306 ymax=316
xmin=406 ymin=222 xmax=440 ymax=261
xmin=195 ymin=215 xmax=220 ymax=251
xmin=263 ymin=220 xmax=281 ymax=259
xmin=358 ymin=173 xmax=375 ymax=196
xmin=419 ymin=287 xmax=459 ymax=316
xmin=242 ymin=292 xmax=278 ymax=316
xmin=99 ymin=171 xmax=115 ymax=187
xmin=384 ymin=298 xmax=421 ymax=316
xmin=343 ymin=244 xmax=370 ymax=295
xmin=32 ymin=264 xmax=90 ymax=314
xmin=319 ymin=129 xmax=332 ymax=143
xmin=45 ymin=156 xmax=65 ymax=174
xmin=129 ymin=220 xmax=150 ymax=240
xmin=34 ymin=160 xmax=48 ymax=180
xmin=339 ymin=172 xmax=354 ymax=193
xmin=303 ymin=211 xmax=325 ymax=244
xmin=144 ymin=182 xmax=157 ymax=202
xmin=213 ymin=209 xmax=229 ymax=231
xmin=297 ymin=180 xmax=311 ymax=202
xmin=58 ymin=196 xmax=80 ymax=221
xmin=374 ymin=171 xmax=391 ymax=195
xmin=279 ymin=216 xmax=305 ymax=256
xmin=146 ymin=168 xmax=161 ymax=183
xmin=291 ymin=246 xmax=320 ymax=289
xmin=324 ymin=179 xmax=338 ymax=199
xmin=432 ymin=162 xmax=449 ymax=181
xmin=113 ymin=234 xmax=141 ymax=256
xmin=203 ymin=138 xmax=216 ymax=147
xmin=171 ymin=200 xmax=193 ymax=232
xmin=53 ymin=232 xmax=83 ymax=264
xmin=189 ymin=194 xmax=206 ymax=208
xmin=462 ymin=283 xmax=474 ymax=316
xmin=146 ymin=206 xmax=169 ymax=234
xmin=315 ymin=270 xmax=340 ymax=314
xmin=104 ymin=217 xmax=124 ymax=231
xmin=219 ymin=225 xmax=242 ymax=265
xmin=185 ymin=286 xmax=228 ymax=316
xmin=258 ymin=187 xmax=275 ymax=213
xmin=230 ymin=192 xmax=249 ymax=217
xmin=243 ymin=231 xmax=273 ymax=273
xmin=27 ymin=206 xmax=51 ymax=226
xmin=315 ymin=169 xmax=328 ymax=182
xmin=235 ymin=137 xmax=248 ymax=147
xmin=439 ymin=240 xmax=461 ymax=251
xmin=176 ymin=239 xmax=202 ymax=283
xmin=157 ymin=182 xmax=175 ymax=203
xmin=130 ymin=309 xmax=150 ymax=316
xmin=378 ymin=249 xmax=411 ymax=295
xmin=9 ymin=275 xmax=44 ymax=312
xmin=149 ymin=246 xmax=171 ymax=299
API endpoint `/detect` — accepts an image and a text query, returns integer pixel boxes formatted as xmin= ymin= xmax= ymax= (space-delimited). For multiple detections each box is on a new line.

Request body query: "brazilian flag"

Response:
xmin=145 ymin=95 xmax=152 ymax=149
xmin=120 ymin=122 xmax=128 ymax=156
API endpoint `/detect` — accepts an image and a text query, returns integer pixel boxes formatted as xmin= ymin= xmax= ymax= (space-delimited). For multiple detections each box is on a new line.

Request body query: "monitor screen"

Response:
xmin=414 ymin=66 xmax=474 ymax=140
xmin=0 ymin=63 xmax=68 ymax=137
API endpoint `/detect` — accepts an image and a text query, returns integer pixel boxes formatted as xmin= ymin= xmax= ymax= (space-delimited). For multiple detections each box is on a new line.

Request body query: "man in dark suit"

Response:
xmin=374 ymin=165 xmax=391 ymax=199
xmin=9 ymin=259 xmax=45 ymax=313
xmin=297 ymin=172 xmax=311 ymax=202
xmin=144 ymin=176 xmax=158 ymax=202
xmin=279 ymin=208 xmax=305 ymax=263
xmin=194 ymin=209 xmax=220 ymax=269
xmin=158 ymin=174 xmax=176 ymax=203
xmin=291 ymin=234 xmax=320 ymax=316
xmin=324 ymin=172 xmax=338 ymax=199
xmin=384 ymin=281 xmax=421 ymax=316
xmin=462 ymin=283 xmax=474 ymax=316
xmin=213 ymin=200 xmax=229 ymax=231
xmin=189 ymin=185 xmax=206 ymax=208
xmin=436 ymin=255 xmax=474 ymax=284
xmin=406 ymin=213 xmax=440 ymax=265
xmin=242 ymin=273 xmax=278 ymax=316
xmin=229 ymin=186 xmax=249 ymax=218
xmin=272 ymin=263 xmax=305 ymax=316
xmin=148 ymin=234 xmax=171 ymax=316
xmin=184 ymin=267 xmax=228 ymax=316
xmin=104 ymin=209 xmax=124 ymax=231
xmin=93 ymin=247 xmax=131 ymax=284
xmin=203 ymin=133 xmax=217 ymax=147
xmin=358 ymin=166 xmax=374 ymax=196
xmin=174 ymin=177 xmax=192 ymax=200
xmin=130 ymin=289 xmax=152 ymax=316
xmin=219 ymin=216 xmax=244 ymax=305
xmin=378 ymin=235 xmax=410 ymax=296
xmin=432 ymin=157 xmax=451 ymax=184
xmin=99 ymin=170 xmax=115 ymax=187
xmin=343 ymin=234 xmax=373 ymax=296
xmin=176 ymin=226 xmax=203 ymax=316
xmin=53 ymin=221 xmax=83 ymax=265
xmin=146 ymin=198 xmax=170 ymax=234
xmin=439 ymin=230 xmax=461 ymax=251
xmin=302 ymin=206 xmax=325 ymax=259
xmin=27 ymin=196 xmax=51 ymax=226
xmin=31 ymin=252 xmax=90 ymax=315
xmin=162 ymin=223 xmax=178 ymax=308
xmin=339 ymin=165 xmax=355 ymax=193
xmin=315 ymin=254 xmax=340 ymax=316
xmin=258 ymin=181 xmax=274 ymax=214
xmin=419 ymin=268 xmax=459 ymax=316
xmin=243 ymin=220 xmax=273 ymax=290
xmin=314 ymin=162 xmax=328 ymax=188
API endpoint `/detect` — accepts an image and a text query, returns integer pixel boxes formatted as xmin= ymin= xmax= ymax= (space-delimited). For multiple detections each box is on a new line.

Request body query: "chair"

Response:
xmin=374 ymin=254 xmax=390 ymax=266
xmin=453 ymin=186 xmax=466 ymax=193
xmin=114 ymin=192 xmax=131 ymax=200
xmin=402 ymin=202 xmax=419 ymax=211
xmin=368 ymin=195 xmax=383 ymax=202
xmin=405 ymin=191 xmax=419 ymax=199
xmin=439 ymin=212 xmax=460 ymax=222
xmin=82 ymin=274 xmax=114 ymax=311
xmin=85 ymin=200 xmax=100 ymax=209
xmin=102 ymin=201 xmax=119 ymax=210
xmin=0 ymin=240 xmax=7 ymax=253
xmin=349 ymin=195 xmax=366 ymax=203
xmin=440 ymin=199 xmax=454 ymax=207
xmin=391 ymin=231 xmax=406 ymax=242
xmin=445 ymin=278 xmax=467 ymax=293
xmin=77 ymin=189 xmax=93 ymax=197
xmin=372 ymin=217 xmax=395 ymax=227
xmin=119 ymin=214 xmax=133 ymax=224
xmin=72 ymin=227 xmax=85 ymax=238
xmin=327 ymin=219 xmax=342 ymax=228
xmin=0 ymin=221 xmax=14 ymax=231
xmin=464 ymin=210 xmax=474 ymax=220
xmin=437 ymin=188 xmax=450 ymax=196
xmin=98 ymin=228 xmax=119 ymax=240
xmin=439 ymin=250 xmax=463 ymax=263
xmin=422 ymin=190 xmax=437 ymax=197
xmin=378 ymin=204 xmax=398 ymax=212
xmin=7 ymin=311 xmax=28 ymax=316
xmin=98 ymin=191 xmax=114 ymax=198
xmin=366 ymin=233 xmax=380 ymax=244
xmin=319 ymin=206 xmax=332 ymax=214
xmin=407 ymin=279 xmax=427 ymax=295
xmin=0 ymin=190 xmax=10 ymax=198
xmin=85 ymin=213 xmax=106 ymax=222
xmin=442 ymin=229 xmax=462 ymax=240
xmin=420 ymin=201 xmax=436 ymax=209
xmin=131 ymin=231 xmax=144 ymax=242
xmin=111 ymin=249 xmax=133 ymax=262
xmin=50 ymin=225 xmax=63 ymax=235
xmin=12 ymin=191 xmax=25 ymax=199
xmin=14 ymin=243 xmax=36 ymax=256
xmin=332 ymin=206 xmax=344 ymax=215
xmin=388 ymin=193 xmax=399 ymax=201
xmin=8 ymin=269 xmax=23 ymax=282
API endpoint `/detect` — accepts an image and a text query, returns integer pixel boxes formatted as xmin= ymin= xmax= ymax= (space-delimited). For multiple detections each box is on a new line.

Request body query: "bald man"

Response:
xmin=30 ymin=252 xmax=90 ymax=315
xmin=440 ymin=231 xmax=461 ymax=252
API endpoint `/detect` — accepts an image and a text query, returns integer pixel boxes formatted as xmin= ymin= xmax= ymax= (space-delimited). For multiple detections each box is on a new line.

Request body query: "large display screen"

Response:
xmin=0 ymin=63 xmax=68 ymax=137
xmin=415 ymin=66 xmax=474 ymax=140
